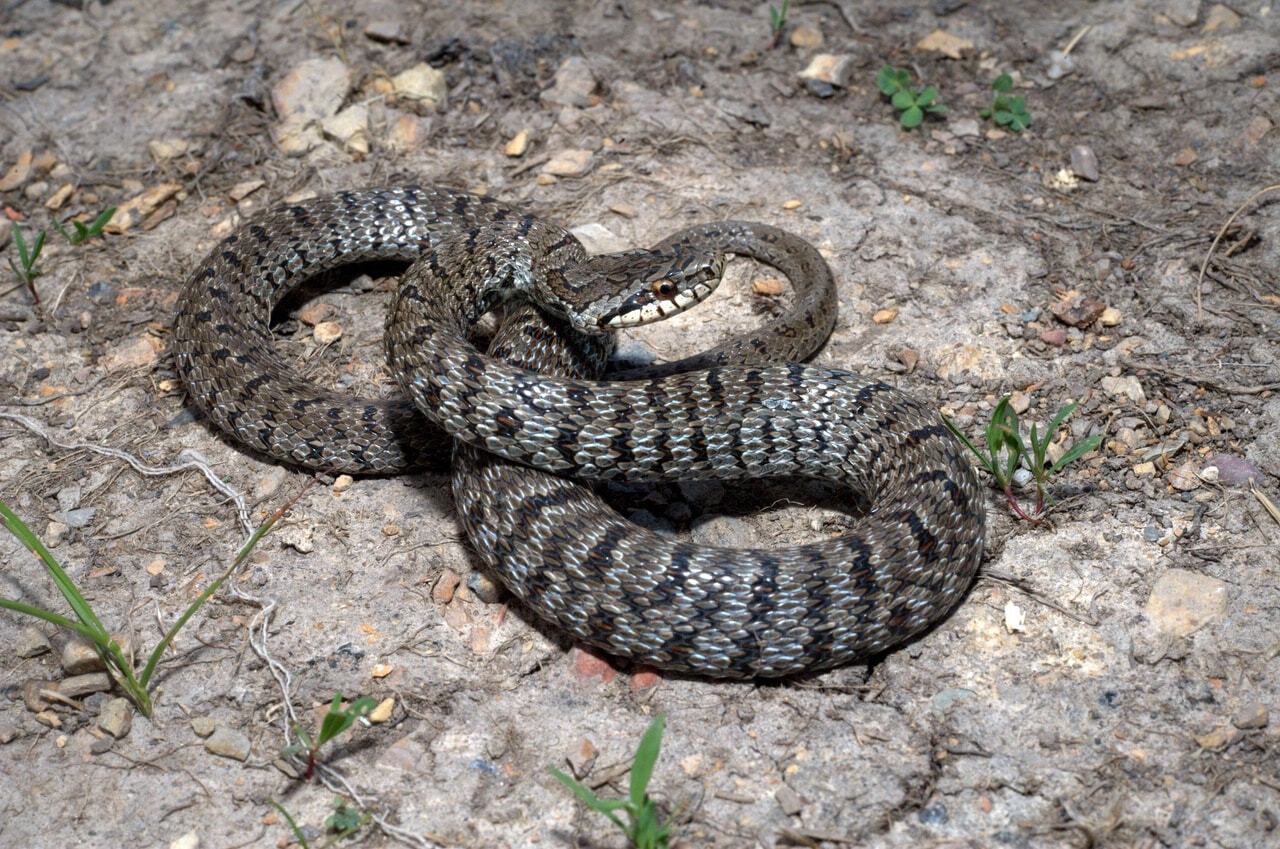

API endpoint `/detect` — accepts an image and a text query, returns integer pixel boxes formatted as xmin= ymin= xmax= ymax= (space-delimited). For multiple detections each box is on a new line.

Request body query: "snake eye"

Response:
xmin=651 ymin=279 xmax=679 ymax=299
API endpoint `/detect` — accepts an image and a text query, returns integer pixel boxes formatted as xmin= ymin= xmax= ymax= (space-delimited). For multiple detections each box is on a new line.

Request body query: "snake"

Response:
xmin=173 ymin=185 xmax=985 ymax=678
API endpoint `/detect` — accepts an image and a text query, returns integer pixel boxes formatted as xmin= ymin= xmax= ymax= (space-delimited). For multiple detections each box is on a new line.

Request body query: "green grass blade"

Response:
xmin=1029 ymin=422 xmax=1047 ymax=471
xmin=13 ymin=224 xmax=29 ymax=265
xmin=630 ymin=715 xmax=666 ymax=809
xmin=1046 ymin=401 xmax=1078 ymax=437
xmin=941 ymin=416 xmax=996 ymax=476
xmin=318 ymin=693 xmax=348 ymax=744
xmin=1047 ymin=434 xmax=1102 ymax=475
xmin=268 ymin=800 xmax=311 ymax=849
xmin=28 ymin=230 xmax=45 ymax=266
xmin=0 ymin=499 xmax=107 ymax=634
xmin=549 ymin=767 xmax=628 ymax=828
xmin=87 ymin=206 xmax=117 ymax=236
xmin=0 ymin=597 xmax=101 ymax=640
xmin=139 ymin=503 xmax=287 ymax=686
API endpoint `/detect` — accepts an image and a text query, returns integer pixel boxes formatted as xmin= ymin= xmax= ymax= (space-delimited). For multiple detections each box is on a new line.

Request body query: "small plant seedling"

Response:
xmin=284 ymin=693 xmax=379 ymax=781
xmin=268 ymin=797 xmax=370 ymax=849
xmin=943 ymin=396 xmax=1101 ymax=522
xmin=0 ymin=499 xmax=281 ymax=716
xmin=767 ymin=0 xmax=791 ymax=49
xmin=52 ymin=205 xmax=117 ymax=246
xmin=0 ymin=479 xmax=311 ymax=717
xmin=876 ymin=65 xmax=947 ymax=129
xmin=550 ymin=714 xmax=675 ymax=849
xmin=7 ymin=223 xmax=46 ymax=304
xmin=980 ymin=73 xmax=1031 ymax=132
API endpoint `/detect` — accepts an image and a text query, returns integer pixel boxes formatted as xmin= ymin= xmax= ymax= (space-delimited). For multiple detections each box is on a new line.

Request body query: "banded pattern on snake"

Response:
xmin=173 ymin=185 xmax=984 ymax=678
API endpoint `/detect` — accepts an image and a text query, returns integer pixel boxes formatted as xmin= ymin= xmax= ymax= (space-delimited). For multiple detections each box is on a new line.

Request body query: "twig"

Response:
xmin=1061 ymin=25 xmax=1090 ymax=55
xmin=0 ymin=410 xmax=251 ymax=534
xmin=1196 ymin=183 xmax=1280 ymax=323
xmin=1253 ymin=482 xmax=1280 ymax=528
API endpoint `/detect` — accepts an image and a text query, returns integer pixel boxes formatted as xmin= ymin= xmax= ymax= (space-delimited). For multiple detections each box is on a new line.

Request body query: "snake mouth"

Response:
xmin=602 ymin=279 xmax=716 ymax=329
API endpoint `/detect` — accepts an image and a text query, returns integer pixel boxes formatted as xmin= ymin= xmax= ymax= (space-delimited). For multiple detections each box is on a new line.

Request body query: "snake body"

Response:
xmin=174 ymin=186 xmax=984 ymax=678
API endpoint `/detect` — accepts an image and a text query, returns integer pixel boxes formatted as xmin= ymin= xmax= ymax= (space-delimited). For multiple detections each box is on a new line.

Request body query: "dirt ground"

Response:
xmin=1 ymin=1 xmax=1278 ymax=847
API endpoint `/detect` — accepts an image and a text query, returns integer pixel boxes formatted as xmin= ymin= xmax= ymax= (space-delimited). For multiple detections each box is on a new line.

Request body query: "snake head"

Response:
xmin=582 ymin=245 xmax=727 ymax=331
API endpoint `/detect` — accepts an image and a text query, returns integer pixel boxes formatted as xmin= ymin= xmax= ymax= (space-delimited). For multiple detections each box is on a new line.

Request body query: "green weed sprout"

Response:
xmin=0 ymin=497 xmax=288 ymax=717
xmin=283 ymin=693 xmax=378 ymax=781
xmin=550 ymin=714 xmax=674 ymax=849
xmin=767 ymin=0 xmax=791 ymax=49
xmin=52 ymin=206 xmax=117 ymax=246
xmin=268 ymin=797 xmax=370 ymax=849
xmin=980 ymin=73 xmax=1031 ymax=132
xmin=876 ymin=65 xmax=947 ymax=129
xmin=943 ymin=396 xmax=1101 ymax=522
xmin=7 ymin=223 xmax=46 ymax=303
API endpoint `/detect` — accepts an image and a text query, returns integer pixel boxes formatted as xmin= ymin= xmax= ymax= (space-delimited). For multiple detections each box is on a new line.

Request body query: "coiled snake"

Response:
xmin=173 ymin=186 xmax=984 ymax=678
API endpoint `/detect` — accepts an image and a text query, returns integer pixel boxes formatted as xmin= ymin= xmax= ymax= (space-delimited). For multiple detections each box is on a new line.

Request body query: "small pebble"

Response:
xmin=467 ymin=571 xmax=503 ymax=604
xmin=872 ymin=307 xmax=898 ymax=324
xmin=16 ymin=625 xmax=51 ymax=658
xmin=1070 ymin=145 xmax=1100 ymax=182
xmin=62 ymin=633 xmax=132 ymax=675
xmin=503 ymin=129 xmax=530 ymax=157
xmin=97 ymin=697 xmax=133 ymax=738
xmin=191 ymin=716 xmax=217 ymax=738
xmin=542 ymin=148 xmax=593 ymax=177
xmin=1168 ymin=460 xmax=1201 ymax=491
xmin=433 ymin=569 xmax=461 ymax=604
xmin=205 ymin=726 xmax=252 ymax=761
xmin=59 ymin=672 xmax=113 ymax=698
xmin=788 ymin=24 xmax=824 ymax=48
xmin=775 ymin=783 xmax=805 ymax=816
xmin=540 ymin=56 xmax=597 ymax=108
xmin=797 ymin=53 xmax=856 ymax=87
xmin=364 ymin=20 xmax=410 ymax=43
xmin=917 ymin=803 xmax=949 ymax=824
xmin=391 ymin=63 xmax=447 ymax=108
xmin=1040 ymin=328 xmax=1067 ymax=346
xmin=169 ymin=831 xmax=200 ymax=849
xmin=368 ymin=697 xmax=395 ymax=724
xmin=313 ymin=321 xmax=342 ymax=343
xmin=1231 ymin=702 xmax=1269 ymax=730
xmin=566 ymin=737 xmax=598 ymax=779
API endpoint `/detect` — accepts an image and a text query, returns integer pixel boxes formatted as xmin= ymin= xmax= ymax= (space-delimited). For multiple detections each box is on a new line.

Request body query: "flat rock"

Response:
xmin=271 ymin=57 xmax=351 ymax=154
xmin=58 ymin=672 xmax=113 ymax=698
xmin=540 ymin=56 xmax=596 ymax=107
xmin=16 ymin=625 xmax=51 ymax=659
xmin=97 ymin=697 xmax=133 ymax=738
xmin=204 ymin=726 xmax=251 ymax=761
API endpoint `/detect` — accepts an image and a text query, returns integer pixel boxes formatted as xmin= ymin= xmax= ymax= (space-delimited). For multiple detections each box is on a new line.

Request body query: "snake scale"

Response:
xmin=173 ymin=185 xmax=984 ymax=678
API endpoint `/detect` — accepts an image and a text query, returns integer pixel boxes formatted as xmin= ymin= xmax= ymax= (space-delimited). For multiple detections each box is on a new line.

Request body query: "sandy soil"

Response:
xmin=1 ymin=1 xmax=1278 ymax=847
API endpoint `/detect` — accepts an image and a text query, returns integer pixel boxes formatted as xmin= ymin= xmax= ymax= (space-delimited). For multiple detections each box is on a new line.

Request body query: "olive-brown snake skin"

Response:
xmin=173 ymin=186 xmax=984 ymax=678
